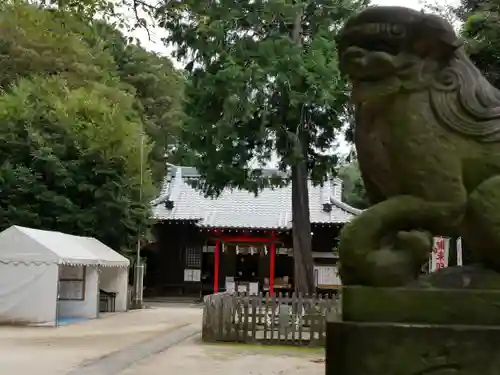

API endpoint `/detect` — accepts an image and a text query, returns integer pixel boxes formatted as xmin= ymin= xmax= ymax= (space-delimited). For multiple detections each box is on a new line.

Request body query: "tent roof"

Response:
xmin=76 ymin=236 xmax=130 ymax=267
xmin=0 ymin=226 xmax=129 ymax=267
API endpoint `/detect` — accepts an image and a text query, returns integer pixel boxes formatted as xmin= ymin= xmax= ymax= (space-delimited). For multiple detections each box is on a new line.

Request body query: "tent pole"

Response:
xmin=96 ymin=265 xmax=101 ymax=318
xmin=55 ymin=266 xmax=60 ymax=327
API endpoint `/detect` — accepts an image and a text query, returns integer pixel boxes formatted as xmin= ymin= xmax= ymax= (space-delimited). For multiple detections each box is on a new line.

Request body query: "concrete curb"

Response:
xmin=67 ymin=324 xmax=200 ymax=375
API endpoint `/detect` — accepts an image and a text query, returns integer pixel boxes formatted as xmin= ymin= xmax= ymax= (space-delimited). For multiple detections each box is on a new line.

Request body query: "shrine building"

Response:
xmin=143 ymin=166 xmax=361 ymax=297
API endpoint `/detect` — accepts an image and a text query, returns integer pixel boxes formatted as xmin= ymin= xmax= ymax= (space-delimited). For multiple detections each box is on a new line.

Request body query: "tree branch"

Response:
xmin=131 ymin=0 xmax=161 ymax=40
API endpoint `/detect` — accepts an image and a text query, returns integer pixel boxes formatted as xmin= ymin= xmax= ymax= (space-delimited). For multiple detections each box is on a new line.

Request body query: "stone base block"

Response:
xmin=326 ymin=321 xmax=500 ymax=374
xmin=342 ymin=286 xmax=500 ymax=325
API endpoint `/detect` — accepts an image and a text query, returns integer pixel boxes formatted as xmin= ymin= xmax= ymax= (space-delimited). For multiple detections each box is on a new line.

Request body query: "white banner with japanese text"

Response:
xmin=430 ymin=237 xmax=449 ymax=272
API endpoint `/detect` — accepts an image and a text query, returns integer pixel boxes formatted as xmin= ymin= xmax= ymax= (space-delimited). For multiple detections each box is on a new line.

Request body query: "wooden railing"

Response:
xmin=202 ymin=292 xmax=340 ymax=346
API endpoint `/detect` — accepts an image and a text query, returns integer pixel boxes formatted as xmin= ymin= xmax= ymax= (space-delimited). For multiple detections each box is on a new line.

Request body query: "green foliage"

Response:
xmin=0 ymin=1 xmax=117 ymax=89
xmin=0 ymin=76 xmax=153 ymax=250
xmin=37 ymin=0 xmax=156 ymax=30
xmin=417 ymin=0 xmax=500 ymax=90
xmin=114 ymin=46 xmax=186 ymax=184
xmin=337 ymin=161 xmax=370 ymax=209
xmin=38 ymin=0 xmax=114 ymax=19
xmin=420 ymin=0 xmax=460 ymax=25
xmin=420 ymin=1 xmax=500 ymax=88
xmin=0 ymin=1 xmax=186 ymax=250
xmin=457 ymin=0 xmax=488 ymax=20
xmin=87 ymin=21 xmax=187 ymax=185
xmin=416 ymin=0 xmax=500 ymax=108
xmin=459 ymin=0 xmax=500 ymax=88
xmin=156 ymin=0 xmax=367 ymax=196
xmin=0 ymin=2 xmax=185 ymax=187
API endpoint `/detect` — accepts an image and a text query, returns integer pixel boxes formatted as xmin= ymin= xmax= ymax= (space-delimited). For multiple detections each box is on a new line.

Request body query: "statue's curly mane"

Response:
xmin=429 ymin=48 xmax=500 ymax=142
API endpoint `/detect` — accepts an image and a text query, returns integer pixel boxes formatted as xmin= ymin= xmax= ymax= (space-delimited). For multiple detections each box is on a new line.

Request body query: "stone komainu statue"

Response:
xmin=337 ymin=6 xmax=500 ymax=286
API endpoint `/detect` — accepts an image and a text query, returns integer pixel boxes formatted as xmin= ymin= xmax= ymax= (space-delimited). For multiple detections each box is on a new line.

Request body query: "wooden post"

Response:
xmin=214 ymin=239 xmax=220 ymax=293
xmin=269 ymin=232 xmax=276 ymax=296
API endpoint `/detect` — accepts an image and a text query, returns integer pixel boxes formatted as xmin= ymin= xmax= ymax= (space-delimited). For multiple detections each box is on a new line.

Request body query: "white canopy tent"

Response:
xmin=0 ymin=225 xmax=130 ymax=326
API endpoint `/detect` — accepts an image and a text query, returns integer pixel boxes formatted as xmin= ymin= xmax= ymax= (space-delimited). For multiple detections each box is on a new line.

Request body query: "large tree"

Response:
xmin=155 ymin=0 xmax=367 ymax=293
xmin=337 ymin=161 xmax=369 ymax=209
xmin=1 ymin=2 xmax=186 ymax=188
xmin=85 ymin=21 xmax=186 ymax=185
xmin=0 ymin=1 xmax=117 ymax=89
xmin=422 ymin=0 xmax=500 ymax=89
xmin=458 ymin=0 xmax=500 ymax=88
xmin=0 ymin=2 xmax=171 ymax=251
xmin=0 ymin=76 xmax=153 ymax=250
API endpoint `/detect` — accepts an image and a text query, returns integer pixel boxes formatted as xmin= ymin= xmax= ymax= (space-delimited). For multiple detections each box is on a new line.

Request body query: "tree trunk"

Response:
xmin=291 ymin=153 xmax=315 ymax=295
xmin=288 ymin=3 xmax=314 ymax=295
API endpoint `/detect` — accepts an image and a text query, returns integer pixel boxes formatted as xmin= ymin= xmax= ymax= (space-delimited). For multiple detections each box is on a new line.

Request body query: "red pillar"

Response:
xmin=214 ymin=240 xmax=220 ymax=293
xmin=269 ymin=233 xmax=276 ymax=296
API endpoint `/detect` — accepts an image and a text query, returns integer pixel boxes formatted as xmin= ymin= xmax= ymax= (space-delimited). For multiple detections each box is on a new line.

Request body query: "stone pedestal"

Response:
xmin=326 ymin=286 xmax=500 ymax=374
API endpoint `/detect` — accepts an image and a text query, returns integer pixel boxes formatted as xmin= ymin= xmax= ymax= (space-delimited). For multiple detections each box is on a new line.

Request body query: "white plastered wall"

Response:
xmin=99 ymin=267 xmax=129 ymax=312
xmin=0 ymin=263 xmax=58 ymax=325
xmin=57 ymin=266 xmax=99 ymax=319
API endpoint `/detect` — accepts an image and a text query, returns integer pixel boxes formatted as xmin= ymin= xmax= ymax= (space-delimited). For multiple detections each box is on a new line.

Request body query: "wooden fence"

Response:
xmin=202 ymin=292 xmax=340 ymax=347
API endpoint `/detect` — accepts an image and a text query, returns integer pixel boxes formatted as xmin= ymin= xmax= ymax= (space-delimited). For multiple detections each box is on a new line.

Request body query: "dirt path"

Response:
xmin=0 ymin=304 xmax=324 ymax=375
xmin=0 ymin=305 xmax=202 ymax=375
xmin=120 ymin=338 xmax=324 ymax=375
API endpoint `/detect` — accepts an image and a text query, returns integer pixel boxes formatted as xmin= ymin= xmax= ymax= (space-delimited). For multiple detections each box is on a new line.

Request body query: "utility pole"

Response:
xmin=133 ymin=133 xmax=145 ymax=309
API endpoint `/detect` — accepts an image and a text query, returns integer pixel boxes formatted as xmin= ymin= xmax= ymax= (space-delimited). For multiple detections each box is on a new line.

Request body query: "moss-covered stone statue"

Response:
xmin=337 ymin=6 xmax=500 ymax=287
xmin=328 ymin=7 xmax=500 ymax=375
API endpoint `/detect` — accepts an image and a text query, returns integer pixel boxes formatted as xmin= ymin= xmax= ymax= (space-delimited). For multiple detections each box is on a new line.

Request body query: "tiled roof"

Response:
xmin=151 ymin=166 xmax=361 ymax=229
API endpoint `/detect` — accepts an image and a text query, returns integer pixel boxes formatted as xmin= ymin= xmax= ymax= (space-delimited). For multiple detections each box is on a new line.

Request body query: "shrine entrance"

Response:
xmin=208 ymin=231 xmax=285 ymax=295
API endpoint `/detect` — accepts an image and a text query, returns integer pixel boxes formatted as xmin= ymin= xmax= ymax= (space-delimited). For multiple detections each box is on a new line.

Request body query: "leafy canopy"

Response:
xmin=0 ymin=76 xmax=153 ymax=250
xmin=85 ymin=21 xmax=187 ymax=185
xmin=157 ymin=0 xmax=367 ymax=196
xmin=459 ymin=0 xmax=500 ymax=88
xmin=1 ymin=2 xmax=186 ymax=187
xmin=0 ymin=1 xmax=117 ymax=89
xmin=0 ymin=2 xmax=185 ymax=250
xmin=337 ymin=161 xmax=369 ymax=209
xmin=424 ymin=0 xmax=500 ymax=89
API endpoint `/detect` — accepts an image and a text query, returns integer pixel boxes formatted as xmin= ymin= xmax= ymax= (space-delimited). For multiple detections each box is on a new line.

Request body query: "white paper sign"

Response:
xmin=237 ymin=284 xmax=247 ymax=293
xmin=430 ymin=237 xmax=450 ymax=272
xmin=314 ymin=265 xmax=341 ymax=286
xmin=249 ymin=282 xmax=259 ymax=295
xmin=183 ymin=269 xmax=201 ymax=282
xmin=226 ymin=281 xmax=235 ymax=293
xmin=457 ymin=237 xmax=463 ymax=266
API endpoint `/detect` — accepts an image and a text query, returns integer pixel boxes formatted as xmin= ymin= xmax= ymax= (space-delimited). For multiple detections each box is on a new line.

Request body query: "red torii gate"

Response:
xmin=211 ymin=230 xmax=279 ymax=296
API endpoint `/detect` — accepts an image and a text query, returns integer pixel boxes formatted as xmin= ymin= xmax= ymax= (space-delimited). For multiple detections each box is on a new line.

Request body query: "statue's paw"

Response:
xmin=363 ymin=230 xmax=432 ymax=286
xmin=337 ymin=224 xmax=433 ymax=286
xmin=395 ymin=230 xmax=433 ymax=262
xmin=365 ymin=243 xmax=428 ymax=287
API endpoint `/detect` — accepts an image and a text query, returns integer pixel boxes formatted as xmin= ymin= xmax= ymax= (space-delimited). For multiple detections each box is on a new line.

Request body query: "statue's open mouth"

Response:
xmin=340 ymin=46 xmax=401 ymax=82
